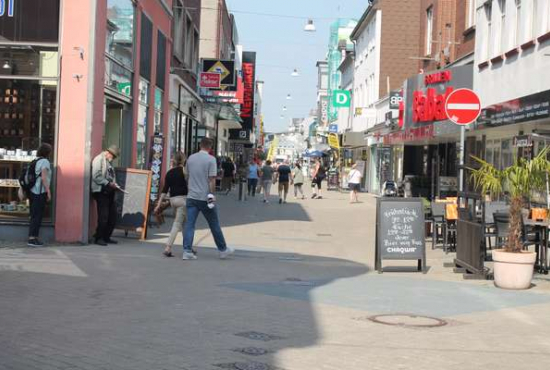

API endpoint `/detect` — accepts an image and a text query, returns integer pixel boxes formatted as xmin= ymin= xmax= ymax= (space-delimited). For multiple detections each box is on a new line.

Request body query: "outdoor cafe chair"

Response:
xmin=493 ymin=212 xmax=511 ymax=249
xmin=431 ymin=202 xmax=447 ymax=250
xmin=483 ymin=201 xmax=508 ymax=250
xmin=444 ymin=203 xmax=458 ymax=253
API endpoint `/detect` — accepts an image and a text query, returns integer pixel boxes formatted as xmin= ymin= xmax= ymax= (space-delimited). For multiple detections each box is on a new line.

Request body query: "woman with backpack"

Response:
xmin=27 ymin=143 xmax=52 ymax=247
xmin=154 ymin=152 xmax=189 ymax=257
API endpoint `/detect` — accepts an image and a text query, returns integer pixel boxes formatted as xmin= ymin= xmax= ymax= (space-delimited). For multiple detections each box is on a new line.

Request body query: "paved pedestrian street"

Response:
xmin=2 ymin=193 xmax=550 ymax=370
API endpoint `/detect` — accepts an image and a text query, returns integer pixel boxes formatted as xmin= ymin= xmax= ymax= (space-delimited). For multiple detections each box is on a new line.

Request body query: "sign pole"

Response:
xmin=459 ymin=125 xmax=465 ymax=193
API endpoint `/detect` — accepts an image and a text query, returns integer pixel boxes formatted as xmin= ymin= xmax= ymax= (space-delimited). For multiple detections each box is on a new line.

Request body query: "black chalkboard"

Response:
xmin=375 ymin=198 xmax=426 ymax=273
xmin=114 ymin=168 xmax=152 ymax=239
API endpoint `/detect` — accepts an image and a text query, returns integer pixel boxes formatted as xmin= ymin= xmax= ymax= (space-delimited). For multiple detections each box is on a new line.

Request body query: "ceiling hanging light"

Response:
xmin=282 ymin=106 xmax=287 ymax=111
xmin=291 ymin=69 xmax=299 ymax=77
xmin=286 ymin=94 xmax=292 ymax=100
xmin=304 ymin=19 xmax=316 ymax=32
xmin=2 ymin=61 xmax=10 ymax=69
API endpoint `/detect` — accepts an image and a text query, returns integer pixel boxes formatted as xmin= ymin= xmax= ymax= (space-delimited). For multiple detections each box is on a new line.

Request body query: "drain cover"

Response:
xmin=234 ymin=331 xmax=283 ymax=342
xmin=216 ymin=362 xmax=280 ymax=370
xmin=366 ymin=314 xmax=448 ymax=328
xmin=233 ymin=347 xmax=271 ymax=356
xmin=282 ymin=278 xmax=315 ymax=286
xmin=316 ymin=233 xmax=332 ymax=237
xmin=278 ymin=256 xmax=304 ymax=261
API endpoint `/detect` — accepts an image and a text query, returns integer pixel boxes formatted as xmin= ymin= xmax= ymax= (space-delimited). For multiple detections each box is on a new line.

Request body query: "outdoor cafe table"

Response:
xmin=523 ymin=218 xmax=550 ymax=274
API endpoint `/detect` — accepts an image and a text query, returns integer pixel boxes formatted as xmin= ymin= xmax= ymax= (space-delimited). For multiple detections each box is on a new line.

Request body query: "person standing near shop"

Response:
xmin=260 ymin=160 xmax=274 ymax=203
xmin=221 ymin=157 xmax=236 ymax=195
xmin=182 ymin=138 xmax=234 ymax=260
xmin=292 ymin=162 xmax=305 ymax=200
xmin=27 ymin=143 xmax=53 ymax=247
xmin=247 ymin=159 xmax=260 ymax=197
xmin=347 ymin=163 xmax=363 ymax=203
xmin=91 ymin=145 xmax=120 ymax=246
xmin=155 ymin=152 xmax=188 ymax=257
xmin=311 ymin=158 xmax=326 ymax=199
xmin=275 ymin=160 xmax=292 ymax=204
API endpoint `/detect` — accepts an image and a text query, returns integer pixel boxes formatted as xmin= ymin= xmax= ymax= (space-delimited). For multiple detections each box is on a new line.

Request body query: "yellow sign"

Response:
xmin=328 ymin=133 xmax=340 ymax=149
xmin=267 ymin=136 xmax=279 ymax=161
xmin=207 ymin=61 xmax=231 ymax=81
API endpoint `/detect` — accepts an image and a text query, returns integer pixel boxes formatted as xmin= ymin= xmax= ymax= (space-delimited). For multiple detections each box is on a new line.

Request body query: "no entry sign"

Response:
xmin=444 ymin=88 xmax=481 ymax=125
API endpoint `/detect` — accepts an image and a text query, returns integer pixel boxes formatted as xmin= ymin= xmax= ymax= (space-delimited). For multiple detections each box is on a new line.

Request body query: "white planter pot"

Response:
xmin=493 ymin=249 xmax=537 ymax=290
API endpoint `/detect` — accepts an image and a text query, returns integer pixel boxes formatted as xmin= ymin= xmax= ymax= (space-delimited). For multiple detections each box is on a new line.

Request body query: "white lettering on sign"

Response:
xmin=0 ymin=0 xmax=14 ymax=17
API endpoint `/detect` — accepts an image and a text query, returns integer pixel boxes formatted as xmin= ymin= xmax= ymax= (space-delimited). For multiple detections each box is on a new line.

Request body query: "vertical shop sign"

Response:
xmin=0 ymin=0 xmax=14 ymax=17
xmin=148 ymin=134 xmax=164 ymax=202
xmin=230 ymin=51 xmax=256 ymax=141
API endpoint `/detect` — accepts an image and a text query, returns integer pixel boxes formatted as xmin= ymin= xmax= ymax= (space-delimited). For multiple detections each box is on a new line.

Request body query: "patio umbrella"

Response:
xmin=303 ymin=150 xmax=326 ymax=158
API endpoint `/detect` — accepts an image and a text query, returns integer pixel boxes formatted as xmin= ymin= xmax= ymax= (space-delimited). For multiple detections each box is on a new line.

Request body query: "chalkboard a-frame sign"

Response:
xmin=114 ymin=168 xmax=152 ymax=240
xmin=375 ymin=198 xmax=426 ymax=273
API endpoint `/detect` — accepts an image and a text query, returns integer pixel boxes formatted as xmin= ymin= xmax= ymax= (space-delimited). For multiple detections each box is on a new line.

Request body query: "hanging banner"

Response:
xmin=148 ymin=134 xmax=164 ymax=202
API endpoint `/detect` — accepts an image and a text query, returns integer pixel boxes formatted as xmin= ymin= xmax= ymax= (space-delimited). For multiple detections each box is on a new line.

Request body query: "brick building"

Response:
xmin=419 ymin=0 xmax=477 ymax=71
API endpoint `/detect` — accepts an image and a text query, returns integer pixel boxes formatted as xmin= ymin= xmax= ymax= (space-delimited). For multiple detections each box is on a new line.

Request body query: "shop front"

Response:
xmin=386 ymin=65 xmax=473 ymax=199
xmin=0 ymin=0 xmax=60 ymax=238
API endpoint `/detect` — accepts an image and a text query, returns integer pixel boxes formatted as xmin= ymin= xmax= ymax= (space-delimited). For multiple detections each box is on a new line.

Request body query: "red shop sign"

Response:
xmin=413 ymin=87 xmax=454 ymax=123
xmin=199 ymin=72 xmax=221 ymax=89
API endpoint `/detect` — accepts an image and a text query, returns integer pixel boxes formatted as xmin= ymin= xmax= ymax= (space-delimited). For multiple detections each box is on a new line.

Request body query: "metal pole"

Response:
xmin=459 ymin=126 xmax=465 ymax=193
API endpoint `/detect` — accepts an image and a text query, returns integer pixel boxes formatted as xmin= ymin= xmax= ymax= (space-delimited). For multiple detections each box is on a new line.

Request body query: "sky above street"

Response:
xmin=226 ymin=0 xmax=369 ymax=133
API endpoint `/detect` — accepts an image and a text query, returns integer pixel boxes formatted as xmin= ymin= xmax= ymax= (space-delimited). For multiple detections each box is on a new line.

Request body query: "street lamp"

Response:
xmin=304 ymin=19 xmax=316 ymax=32
xmin=286 ymin=94 xmax=292 ymax=100
xmin=291 ymin=68 xmax=299 ymax=77
xmin=282 ymin=106 xmax=287 ymax=111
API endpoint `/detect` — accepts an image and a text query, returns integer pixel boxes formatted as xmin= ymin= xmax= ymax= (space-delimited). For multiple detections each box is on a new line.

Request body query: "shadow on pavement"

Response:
xmin=0 ymin=240 xmax=368 ymax=370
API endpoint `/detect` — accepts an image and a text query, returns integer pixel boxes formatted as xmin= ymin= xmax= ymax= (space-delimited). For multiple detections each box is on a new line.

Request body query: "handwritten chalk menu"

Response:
xmin=148 ymin=135 xmax=164 ymax=202
xmin=375 ymin=198 xmax=426 ymax=273
xmin=114 ymin=168 xmax=152 ymax=240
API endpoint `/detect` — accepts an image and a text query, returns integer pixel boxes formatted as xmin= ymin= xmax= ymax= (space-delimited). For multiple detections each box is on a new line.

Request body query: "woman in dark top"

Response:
xmin=155 ymin=152 xmax=188 ymax=257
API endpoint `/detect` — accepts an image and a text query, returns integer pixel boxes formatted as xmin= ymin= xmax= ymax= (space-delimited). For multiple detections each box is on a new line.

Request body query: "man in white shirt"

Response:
xmin=182 ymin=138 xmax=234 ymax=260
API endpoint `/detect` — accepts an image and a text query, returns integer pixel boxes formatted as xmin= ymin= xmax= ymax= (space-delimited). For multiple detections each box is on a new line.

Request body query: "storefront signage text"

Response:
xmin=383 ymin=125 xmax=434 ymax=145
xmin=424 ymin=70 xmax=452 ymax=85
xmin=0 ymin=0 xmax=15 ymax=17
xmin=240 ymin=62 xmax=254 ymax=119
xmin=412 ymin=87 xmax=454 ymax=123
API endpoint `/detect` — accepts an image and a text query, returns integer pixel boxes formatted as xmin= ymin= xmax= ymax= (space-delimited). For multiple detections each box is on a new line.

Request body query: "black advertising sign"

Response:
xmin=230 ymin=51 xmax=256 ymax=141
xmin=0 ymin=0 xmax=60 ymax=43
xmin=477 ymin=89 xmax=550 ymax=129
xmin=148 ymin=135 xmax=164 ymax=202
xmin=202 ymin=59 xmax=236 ymax=87
xmin=375 ymin=198 xmax=426 ymax=273
xmin=389 ymin=90 xmax=402 ymax=110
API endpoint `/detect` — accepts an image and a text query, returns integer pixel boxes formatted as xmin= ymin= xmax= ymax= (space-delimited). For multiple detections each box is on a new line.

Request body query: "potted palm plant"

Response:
xmin=470 ymin=147 xmax=550 ymax=289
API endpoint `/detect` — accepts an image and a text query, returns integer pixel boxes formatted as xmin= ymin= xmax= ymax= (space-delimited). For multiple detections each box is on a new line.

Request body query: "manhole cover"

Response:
xmin=234 ymin=331 xmax=283 ymax=342
xmin=233 ymin=347 xmax=271 ymax=356
xmin=216 ymin=362 xmax=280 ymax=370
xmin=316 ymin=233 xmax=332 ymax=237
xmin=278 ymin=256 xmax=304 ymax=261
xmin=366 ymin=314 xmax=448 ymax=328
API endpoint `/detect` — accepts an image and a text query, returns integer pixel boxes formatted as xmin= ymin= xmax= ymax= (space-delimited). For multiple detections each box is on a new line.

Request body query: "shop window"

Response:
xmin=0 ymin=45 xmax=58 ymax=78
xmin=154 ymin=88 xmax=163 ymax=134
xmin=0 ymin=0 xmax=60 ymax=43
xmin=466 ymin=0 xmax=477 ymax=29
xmin=104 ymin=56 xmax=132 ymax=97
xmin=514 ymin=0 xmax=522 ymax=46
xmin=501 ymin=139 xmax=513 ymax=168
xmin=136 ymin=79 xmax=149 ymax=169
xmin=498 ymin=0 xmax=507 ymax=54
xmin=106 ymin=0 xmax=134 ymax=69
xmin=485 ymin=3 xmax=493 ymax=59
xmin=0 ymin=79 xmax=57 ymax=221
xmin=184 ymin=16 xmax=193 ymax=67
xmin=486 ymin=140 xmax=494 ymax=165
xmin=139 ymin=13 xmax=152 ymax=80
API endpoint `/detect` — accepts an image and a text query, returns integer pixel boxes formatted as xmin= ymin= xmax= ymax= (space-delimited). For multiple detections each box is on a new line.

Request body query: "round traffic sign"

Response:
xmin=444 ymin=88 xmax=481 ymax=125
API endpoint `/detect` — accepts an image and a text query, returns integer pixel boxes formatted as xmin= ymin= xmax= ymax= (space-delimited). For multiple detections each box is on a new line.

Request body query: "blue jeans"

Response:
xmin=183 ymin=198 xmax=228 ymax=253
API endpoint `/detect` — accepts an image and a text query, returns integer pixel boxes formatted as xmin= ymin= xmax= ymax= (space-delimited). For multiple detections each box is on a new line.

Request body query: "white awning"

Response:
xmin=219 ymin=120 xmax=242 ymax=129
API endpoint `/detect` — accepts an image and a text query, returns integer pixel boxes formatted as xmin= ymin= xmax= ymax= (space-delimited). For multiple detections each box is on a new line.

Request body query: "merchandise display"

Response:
xmin=0 ymin=80 xmax=57 ymax=220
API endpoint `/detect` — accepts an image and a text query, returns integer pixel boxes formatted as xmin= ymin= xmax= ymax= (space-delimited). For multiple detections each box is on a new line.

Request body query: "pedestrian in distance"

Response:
xmin=91 ymin=145 xmax=121 ymax=246
xmin=276 ymin=159 xmax=292 ymax=204
xmin=155 ymin=152 xmax=189 ymax=257
xmin=247 ymin=159 xmax=260 ymax=197
xmin=182 ymin=138 xmax=234 ymax=260
xmin=221 ymin=157 xmax=235 ymax=195
xmin=292 ymin=162 xmax=305 ymax=200
xmin=347 ymin=163 xmax=363 ymax=203
xmin=26 ymin=143 xmax=53 ymax=247
xmin=260 ymin=160 xmax=274 ymax=203
xmin=311 ymin=158 xmax=326 ymax=199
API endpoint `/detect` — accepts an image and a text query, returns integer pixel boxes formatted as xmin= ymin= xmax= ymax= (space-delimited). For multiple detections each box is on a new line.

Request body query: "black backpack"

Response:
xmin=19 ymin=158 xmax=41 ymax=196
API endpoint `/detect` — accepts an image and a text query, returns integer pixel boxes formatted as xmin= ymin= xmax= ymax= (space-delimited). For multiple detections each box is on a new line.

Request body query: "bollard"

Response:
xmin=238 ymin=177 xmax=245 ymax=201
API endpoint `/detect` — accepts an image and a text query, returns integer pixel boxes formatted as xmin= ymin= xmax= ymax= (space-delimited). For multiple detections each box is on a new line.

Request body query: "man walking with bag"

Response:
xmin=91 ymin=145 xmax=120 ymax=246
xmin=182 ymin=138 xmax=234 ymax=260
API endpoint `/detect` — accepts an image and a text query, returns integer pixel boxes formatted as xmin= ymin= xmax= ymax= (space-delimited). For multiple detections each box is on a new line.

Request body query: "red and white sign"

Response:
xmin=199 ymin=72 xmax=221 ymax=89
xmin=445 ymin=88 xmax=481 ymax=125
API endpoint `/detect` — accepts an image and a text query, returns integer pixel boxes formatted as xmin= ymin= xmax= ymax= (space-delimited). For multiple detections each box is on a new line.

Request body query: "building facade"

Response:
xmin=0 ymin=0 xmax=173 ymax=242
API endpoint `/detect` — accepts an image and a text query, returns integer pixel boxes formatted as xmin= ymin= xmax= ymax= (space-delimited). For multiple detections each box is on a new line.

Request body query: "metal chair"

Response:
xmin=431 ymin=202 xmax=447 ymax=250
xmin=483 ymin=202 xmax=508 ymax=250
xmin=493 ymin=212 xmax=510 ymax=249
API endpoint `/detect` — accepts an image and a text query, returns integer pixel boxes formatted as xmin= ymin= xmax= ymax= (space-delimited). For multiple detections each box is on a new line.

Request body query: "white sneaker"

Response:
xmin=182 ymin=252 xmax=197 ymax=260
xmin=219 ymin=246 xmax=235 ymax=259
